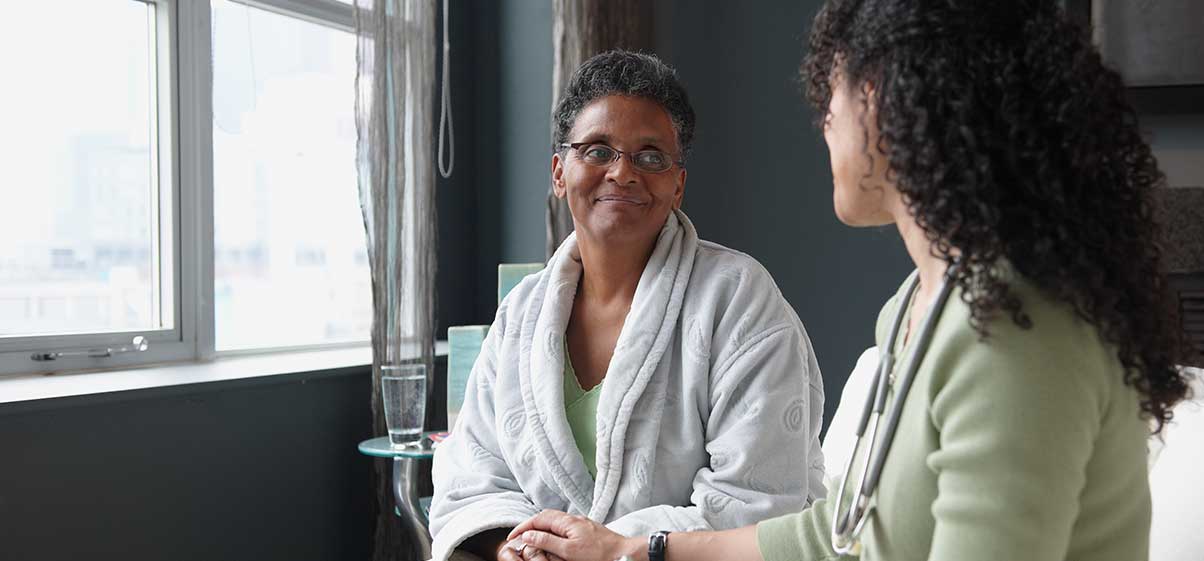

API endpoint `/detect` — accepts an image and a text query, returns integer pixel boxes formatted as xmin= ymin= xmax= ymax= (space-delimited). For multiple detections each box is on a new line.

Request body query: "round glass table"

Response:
xmin=359 ymin=434 xmax=439 ymax=560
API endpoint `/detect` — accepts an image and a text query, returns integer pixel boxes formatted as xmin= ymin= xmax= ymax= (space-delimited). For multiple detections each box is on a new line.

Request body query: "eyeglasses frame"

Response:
xmin=557 ymin=142 xmax=685 ymax=173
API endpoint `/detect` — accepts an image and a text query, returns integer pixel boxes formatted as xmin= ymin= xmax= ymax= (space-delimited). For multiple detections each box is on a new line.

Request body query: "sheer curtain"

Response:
xmin=546 ymin=0 xmax=656 ymax=258
xmin=353 ymin=1 xmax=437 ymax=560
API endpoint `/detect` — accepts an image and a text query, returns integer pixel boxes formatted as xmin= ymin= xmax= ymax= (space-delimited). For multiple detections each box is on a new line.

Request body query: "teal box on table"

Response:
xmin=497 ymin=263 xmax=545 ymax=304
xmin=446 ymin=325 xmax=490 ymax=431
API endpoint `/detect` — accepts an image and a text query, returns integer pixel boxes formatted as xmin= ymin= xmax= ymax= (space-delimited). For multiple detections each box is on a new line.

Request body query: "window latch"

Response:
xmin=31 ymin=336 xmax=150 ymax=362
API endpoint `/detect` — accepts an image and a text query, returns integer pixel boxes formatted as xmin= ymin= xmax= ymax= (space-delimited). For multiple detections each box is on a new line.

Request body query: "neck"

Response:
xmin=894 ymin=208 xmax=949 ymax=310
xmin=575 ymin=232 xmax=656 ymax=304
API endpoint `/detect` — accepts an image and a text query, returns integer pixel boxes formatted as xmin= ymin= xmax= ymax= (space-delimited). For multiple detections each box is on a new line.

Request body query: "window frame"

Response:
xmin=0 ymin=0 xmax=363 ymax=377
xmin=0 ymin=0 xmax=198 ymax=376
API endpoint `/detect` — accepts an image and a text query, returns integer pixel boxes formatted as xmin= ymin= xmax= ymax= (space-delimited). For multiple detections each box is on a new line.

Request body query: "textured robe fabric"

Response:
xmin=429 ymin=210 xmax=826 ymax=561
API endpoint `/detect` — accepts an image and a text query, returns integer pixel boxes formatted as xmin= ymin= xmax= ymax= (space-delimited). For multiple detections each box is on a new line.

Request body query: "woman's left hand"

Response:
xmin=508 ymin=510 xmax=644 ymax=561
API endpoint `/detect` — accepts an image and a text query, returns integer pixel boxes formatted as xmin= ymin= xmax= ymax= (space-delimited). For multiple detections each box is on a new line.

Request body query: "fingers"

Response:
xmin=497 ymin=545 xmax=524 ymax=561
xmin=519 ymin=530 xmax=572 ymax=559
xmin=518 ymin=545 xmax=564 ymax=561
xmin=532 ymin=551 xmax=565 ymax=561
xmin=520 ymin=545 xmax=548 ymax=561
xmin=508 ymin=509 xmax=575 ymax=541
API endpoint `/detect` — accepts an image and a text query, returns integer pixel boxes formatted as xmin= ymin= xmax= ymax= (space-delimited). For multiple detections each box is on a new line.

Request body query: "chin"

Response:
xmin=584 ymin=211 xmax=664 ymax=244
xmin=833 ymin=194 xmax=892 ymax=227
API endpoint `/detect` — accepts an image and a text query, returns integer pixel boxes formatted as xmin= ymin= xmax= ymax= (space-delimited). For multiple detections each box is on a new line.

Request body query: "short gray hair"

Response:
xmin=552 ymin=50 xmax=696 ymax=160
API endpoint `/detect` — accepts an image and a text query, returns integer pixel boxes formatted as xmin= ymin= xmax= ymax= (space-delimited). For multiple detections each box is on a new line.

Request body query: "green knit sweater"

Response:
xmin=757 ymin=271 xmax=1151 ymax=561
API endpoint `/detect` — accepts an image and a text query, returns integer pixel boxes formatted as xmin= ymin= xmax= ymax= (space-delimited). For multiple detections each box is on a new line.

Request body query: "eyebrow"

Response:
xmin=575 ymin=133 xmax=672 ymax=151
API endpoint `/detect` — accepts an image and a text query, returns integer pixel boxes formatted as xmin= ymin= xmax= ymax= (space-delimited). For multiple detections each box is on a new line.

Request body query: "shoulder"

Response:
xmin=690 ymin=240 xmax=787 ymax=307
xmin=689 ymin=240 xmax=814 ymax=373
xmin=925 ymin=273 xmax=1122 ymax=422
xmin=479 ymin=268 xmax=549 ymax=373
xmin=492 ymin=266 xmax=550 ymax=334
xmin=947 ymin=275 xmax=1116 ymax=376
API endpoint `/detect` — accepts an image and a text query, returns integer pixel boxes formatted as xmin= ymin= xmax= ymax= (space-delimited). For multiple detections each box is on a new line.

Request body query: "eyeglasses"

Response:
xmin=559 ymin=142 xmax=683 ymax=174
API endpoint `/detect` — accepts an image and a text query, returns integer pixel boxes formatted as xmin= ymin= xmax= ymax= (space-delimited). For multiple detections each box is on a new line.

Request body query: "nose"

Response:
xmin=604 ymin=152 xmax=640 ymax=186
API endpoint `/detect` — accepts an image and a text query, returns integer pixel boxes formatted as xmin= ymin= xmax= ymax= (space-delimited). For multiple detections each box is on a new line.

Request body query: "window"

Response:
xmin=212 ymin=0 xmax=368 ymax=351
xmin=1 ymin=1 xmax=161 ymax=338
xmin=0 ymin=0 xmax=364 ymax=376
xmin=0 ymin=0 xmax=189 ymax=374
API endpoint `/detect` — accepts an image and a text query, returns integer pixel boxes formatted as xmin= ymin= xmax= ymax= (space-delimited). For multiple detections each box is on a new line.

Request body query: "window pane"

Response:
xmin=212 ymin=1 xmax=370 ymax=351
xmin=0 ymin=1 xmax=161 ymax=338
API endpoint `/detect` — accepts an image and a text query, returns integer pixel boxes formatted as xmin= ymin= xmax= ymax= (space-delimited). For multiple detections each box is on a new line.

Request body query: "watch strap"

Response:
xmin=648 ymin=531 xmax=670 ymax=561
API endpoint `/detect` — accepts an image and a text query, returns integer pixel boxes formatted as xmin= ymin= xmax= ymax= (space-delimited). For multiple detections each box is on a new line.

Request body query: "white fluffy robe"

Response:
xmin=429 ymin=211 xmax=825 ymax=561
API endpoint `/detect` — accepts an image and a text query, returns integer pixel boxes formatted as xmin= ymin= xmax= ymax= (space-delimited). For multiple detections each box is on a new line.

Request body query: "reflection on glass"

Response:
xmin=0 ymin=1 xmax=158 ymax=337
xmin=212 ymin=0 xmax=370 ymax=351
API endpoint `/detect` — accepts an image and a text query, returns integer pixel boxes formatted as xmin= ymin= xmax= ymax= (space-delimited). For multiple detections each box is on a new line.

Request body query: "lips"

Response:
xmin=595 ymin=194 xmax=646 ymax=205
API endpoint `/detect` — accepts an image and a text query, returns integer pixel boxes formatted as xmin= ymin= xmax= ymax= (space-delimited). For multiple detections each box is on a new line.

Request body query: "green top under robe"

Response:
xmin=564 ymin=340 xmax=602 ymax=479
xmin=757 ymin=271 xmax=1151 ymax=561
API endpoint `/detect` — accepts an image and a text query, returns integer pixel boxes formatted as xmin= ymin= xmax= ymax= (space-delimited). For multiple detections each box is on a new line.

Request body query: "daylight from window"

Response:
xmin=212 ymin=0 xmax=370 ymax=351
xmin=0 ymin=1 xmax=159 ymax=337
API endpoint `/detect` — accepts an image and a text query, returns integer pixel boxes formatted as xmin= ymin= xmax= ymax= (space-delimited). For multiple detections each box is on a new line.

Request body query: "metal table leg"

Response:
xmin=394 ymin=456 xmax=433 ymax=560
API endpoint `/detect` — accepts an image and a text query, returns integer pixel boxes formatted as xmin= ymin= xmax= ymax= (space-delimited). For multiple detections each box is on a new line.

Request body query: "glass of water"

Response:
xmin=381 ymin=363 xmax=427 ymax=447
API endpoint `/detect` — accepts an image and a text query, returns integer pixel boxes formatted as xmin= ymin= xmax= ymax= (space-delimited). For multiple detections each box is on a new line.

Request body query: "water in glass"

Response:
xmin=381 ymin=364 xmax=427 ymax=446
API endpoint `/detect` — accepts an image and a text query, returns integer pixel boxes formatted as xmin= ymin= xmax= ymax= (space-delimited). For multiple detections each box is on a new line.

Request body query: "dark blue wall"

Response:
xmin=496 ymin=1 xmax=554 ymax=265
xmin=0 ymin=369 xmax=374 ymax=561
xmin=653 ymin=0 xmax=914 ymax=431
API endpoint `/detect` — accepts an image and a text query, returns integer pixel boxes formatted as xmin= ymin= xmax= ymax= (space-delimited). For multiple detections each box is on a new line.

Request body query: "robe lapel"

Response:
xmin=590 ymin=211 xmax=698 ymax=520
xmin=516 ymin=211 xmax=700 ymax=520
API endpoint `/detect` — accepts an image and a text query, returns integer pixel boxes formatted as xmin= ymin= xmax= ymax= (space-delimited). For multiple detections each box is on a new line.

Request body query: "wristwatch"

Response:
xmin=648 ymin=531 xmax=670 ymax=561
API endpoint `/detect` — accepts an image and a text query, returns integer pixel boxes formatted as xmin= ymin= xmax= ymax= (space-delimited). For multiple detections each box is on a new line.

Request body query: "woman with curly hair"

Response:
xmin=502 ymin=1 xmax=1191 ymax=560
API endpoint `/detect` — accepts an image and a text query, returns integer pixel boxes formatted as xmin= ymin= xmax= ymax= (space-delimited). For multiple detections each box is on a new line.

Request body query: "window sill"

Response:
xmin=0 ymin=342 xmax=447 ymax=411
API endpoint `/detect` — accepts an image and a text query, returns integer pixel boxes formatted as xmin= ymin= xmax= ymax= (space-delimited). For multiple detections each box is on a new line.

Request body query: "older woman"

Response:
xmin=429 ymin=51 xmax=827 ymax=561
xmin=504 ymin=2 xmax=1189 ymax=561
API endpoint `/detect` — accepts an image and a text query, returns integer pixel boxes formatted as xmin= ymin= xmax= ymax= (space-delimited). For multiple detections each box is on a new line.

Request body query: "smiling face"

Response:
xmin=552 ymin=95 xmax=687 ymax=249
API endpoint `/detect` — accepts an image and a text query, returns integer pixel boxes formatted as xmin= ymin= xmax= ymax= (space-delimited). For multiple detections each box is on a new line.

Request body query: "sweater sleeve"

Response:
xmin=922 ymin=315 xmax=1106 ymax=561
xmin=756 ymin=493 xmax=852 ymax=561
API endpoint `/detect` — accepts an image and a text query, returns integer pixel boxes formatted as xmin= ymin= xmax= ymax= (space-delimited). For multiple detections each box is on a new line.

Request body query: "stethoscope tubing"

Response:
xmin=831 ymin=262 xmax=961 ymax=553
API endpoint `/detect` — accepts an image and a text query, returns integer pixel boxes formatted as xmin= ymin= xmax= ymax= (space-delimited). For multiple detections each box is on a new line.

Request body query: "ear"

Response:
xmin=551 ymin=152 xmax=567 ymax=199
xmin=673 ymin=167 xmax=687 ymax=209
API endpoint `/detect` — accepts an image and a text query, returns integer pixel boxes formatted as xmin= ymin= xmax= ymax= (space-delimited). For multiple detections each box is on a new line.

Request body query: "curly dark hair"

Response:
xmin=552 ymin=50 xmax=696 ymax=160
xmin=801 ymin=0 xmax=1189 ymax=430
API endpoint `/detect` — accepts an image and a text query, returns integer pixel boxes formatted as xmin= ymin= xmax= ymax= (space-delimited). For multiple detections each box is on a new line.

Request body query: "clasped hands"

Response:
xmin=494 ymin=510 xmax=645 ymax=561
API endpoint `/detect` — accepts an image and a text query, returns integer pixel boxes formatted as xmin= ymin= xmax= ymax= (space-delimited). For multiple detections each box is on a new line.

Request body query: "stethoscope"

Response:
xmin=831 ymin=262 xmax=961 ymax=555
